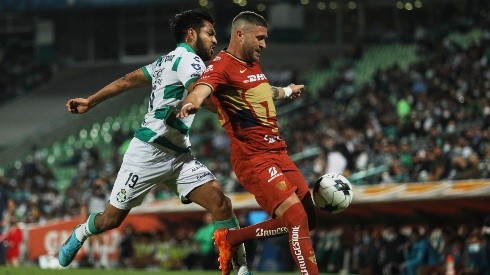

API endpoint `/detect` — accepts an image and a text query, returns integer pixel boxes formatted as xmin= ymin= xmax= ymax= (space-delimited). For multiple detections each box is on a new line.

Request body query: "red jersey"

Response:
xmin=197 ymin=50 xmax=287 ymax=156
xmin=5 ymin=226 xmax=22 ymax=260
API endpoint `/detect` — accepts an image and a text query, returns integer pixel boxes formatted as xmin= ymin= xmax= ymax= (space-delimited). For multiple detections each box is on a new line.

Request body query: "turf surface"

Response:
xmin=0 ymin=267 xmax=300 ymax=275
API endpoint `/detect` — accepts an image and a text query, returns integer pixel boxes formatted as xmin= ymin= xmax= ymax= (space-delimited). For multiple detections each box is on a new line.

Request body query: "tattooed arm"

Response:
xmin=271 ymin=84 xmax=304 ymax=100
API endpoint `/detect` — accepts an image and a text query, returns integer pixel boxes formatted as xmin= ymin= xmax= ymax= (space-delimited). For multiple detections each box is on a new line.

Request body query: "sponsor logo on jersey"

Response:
xmin=191 ymin=63 xmax=201 ymax=71
xmin=196 ymin=171 xmax=212 ymax=181
xmin=269 ymin=166 xmax=278 ymax=177
xmin=240 ymin=69 xmax=246 ymax=73
xmin=255 ymin=226 xmax=288 ymax=237
xmin=152 ymin=68 xmax=164 ymax=86
xmin=191 ymin=161 xmax=205 ymax=172
xmin=116 ymin=189 xmax=127 ymax=203
xmin=153 ymin=68 xmax=164 ymax=78
xmin=164 ymin=54 xmax=174 ymax=62
xmin=263 ymin=135 xmax=282 ymax=144
xmin=243 ymin=73 xmax=267 ymax=83
xmin=203 ymin=65 xmax=214 ymax=73
xmin=267 ymin=166 xmax=283 ymax=183
xmin=291 ymin=225 xmax=308 ymax=274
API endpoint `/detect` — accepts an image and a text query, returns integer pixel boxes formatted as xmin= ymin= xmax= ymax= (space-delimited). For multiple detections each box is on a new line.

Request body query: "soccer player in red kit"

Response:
xmin=178 ymin=11 xmax=319 ymax=275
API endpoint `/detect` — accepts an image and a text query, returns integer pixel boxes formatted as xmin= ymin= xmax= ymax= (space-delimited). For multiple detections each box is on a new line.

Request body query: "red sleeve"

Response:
xmin=196 ymin=56 xmax=228 ymax=93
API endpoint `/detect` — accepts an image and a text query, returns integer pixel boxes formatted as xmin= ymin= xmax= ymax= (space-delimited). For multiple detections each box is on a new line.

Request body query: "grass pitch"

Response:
xmin=0 ymin=267 xmax=300 ymax=275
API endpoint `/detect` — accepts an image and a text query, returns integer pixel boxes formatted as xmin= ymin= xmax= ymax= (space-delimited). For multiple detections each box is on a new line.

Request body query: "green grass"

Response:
xmin=0 ymin=267 xmax=301 ymax=275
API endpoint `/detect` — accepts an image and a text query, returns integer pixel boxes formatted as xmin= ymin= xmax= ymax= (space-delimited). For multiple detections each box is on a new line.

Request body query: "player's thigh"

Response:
xmin=187 ymin=179 xmax=223 ymax=205
xmin=109 ymin=139 xmax=172 ymax=210
xmin=277 ymin=152 xmax=312 ymax=201
xmin=232 ymin=153 xmax=297 ymax=216
xmin=172 ymin=153 xmax=218 ymax=204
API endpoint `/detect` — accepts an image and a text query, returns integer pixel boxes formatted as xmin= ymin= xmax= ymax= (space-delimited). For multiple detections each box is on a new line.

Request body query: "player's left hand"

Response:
xmin=289 ymin=83 xmax=304 ymax=99
xmin=177 ymin=103 xmax=199 ymax=118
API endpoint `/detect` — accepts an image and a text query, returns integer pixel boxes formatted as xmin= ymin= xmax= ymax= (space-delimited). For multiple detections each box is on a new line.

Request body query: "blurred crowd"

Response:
xmin=32 ymin=211 xmax=490 ymax=274
xmin=197 ymin=30 xmax=490 ymax=192
xmin=0 ymin=2 xmax=489 ymax=272
xmin=290 ymin=31 xmax=490 ymax=186
xmin=312 ymin=218 xmax=490 ymax=275
xmin=1 ymin=1 xmax=489 ymax=222
xmin=239 ymin=216 xmax=490 ymax=275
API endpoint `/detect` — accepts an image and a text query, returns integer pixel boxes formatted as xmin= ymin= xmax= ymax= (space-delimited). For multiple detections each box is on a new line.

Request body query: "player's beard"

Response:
xmin=195 ymin=36 xmax=212 ymax=61
xmin=242 ymin=40 xmax=259 ymax=63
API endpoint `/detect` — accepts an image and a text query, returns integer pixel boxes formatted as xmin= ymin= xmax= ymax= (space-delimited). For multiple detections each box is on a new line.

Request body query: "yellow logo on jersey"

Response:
xmin=276 ymin=181 xmax=287 ymax=190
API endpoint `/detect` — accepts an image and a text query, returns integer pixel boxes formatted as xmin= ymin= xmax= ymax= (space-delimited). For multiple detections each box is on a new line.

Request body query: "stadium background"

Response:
xmin=0 ymin=0 xmax=489 ymax=273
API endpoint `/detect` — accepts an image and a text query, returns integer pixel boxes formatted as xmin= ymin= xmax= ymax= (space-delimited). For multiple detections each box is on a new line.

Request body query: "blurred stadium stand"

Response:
xmin=1 ymin=0 xmax=488 ymax=214
xmin=0 ymin=64 xmax=146 ymax=167
xmin=0 ymin=0 xmax=489 ymax=272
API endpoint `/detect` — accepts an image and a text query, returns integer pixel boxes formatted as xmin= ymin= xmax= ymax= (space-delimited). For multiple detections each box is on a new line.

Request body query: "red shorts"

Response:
xmin=6 ymin=247 xmax=20 ymax=260
xmin=231 ymin=150 xmax=310 ymax=216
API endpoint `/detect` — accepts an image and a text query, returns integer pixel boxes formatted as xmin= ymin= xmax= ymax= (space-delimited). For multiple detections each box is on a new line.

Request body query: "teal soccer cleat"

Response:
xmin=237 ymin=264 xmax=255 ymax=275
xmin=58 ymin=226 xmax=84 ymax=267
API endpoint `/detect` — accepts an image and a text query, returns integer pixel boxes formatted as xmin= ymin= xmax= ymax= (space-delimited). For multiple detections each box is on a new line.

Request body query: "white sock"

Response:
xmin=75 ymin=212 xmax=101 ymax=242
xmin=231 ymin=228 xmax=249 ymax=274
xmin=237 ymin=264 xmax=251 ymax=275
xmin=74 ymin=224 xmax=89 ymax=242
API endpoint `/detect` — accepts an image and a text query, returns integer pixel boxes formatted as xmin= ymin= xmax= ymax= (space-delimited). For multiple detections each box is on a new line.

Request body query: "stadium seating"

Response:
xmin=11 ymin=27 xmax=485 ymax=190
xmin=353 ymin=43 xmax=418 ymax=85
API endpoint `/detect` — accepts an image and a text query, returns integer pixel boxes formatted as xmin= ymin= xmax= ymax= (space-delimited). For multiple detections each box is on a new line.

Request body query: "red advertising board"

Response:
xmin=27 ymin=215 xmax=164 ymax=261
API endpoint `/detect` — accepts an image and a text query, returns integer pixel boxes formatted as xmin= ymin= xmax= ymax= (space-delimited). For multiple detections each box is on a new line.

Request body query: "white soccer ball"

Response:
xmin=313 ymin=173 xmax=353 ymax=213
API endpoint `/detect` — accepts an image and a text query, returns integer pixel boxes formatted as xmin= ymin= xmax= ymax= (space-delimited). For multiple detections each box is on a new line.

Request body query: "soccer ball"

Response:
xmin=313 ymin=173 xmax=353 ymax=213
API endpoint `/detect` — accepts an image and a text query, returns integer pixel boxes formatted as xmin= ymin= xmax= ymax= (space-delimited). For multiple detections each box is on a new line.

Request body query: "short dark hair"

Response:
xmin=232 ymin=11 xmax=268 ymax=28
xmin=169 ymin=9 xmax=215 ymax=43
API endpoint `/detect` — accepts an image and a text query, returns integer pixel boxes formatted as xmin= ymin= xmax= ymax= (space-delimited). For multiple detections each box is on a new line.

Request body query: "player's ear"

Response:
xmin=185 ymin=28 xmax=196 ymax=44
xmin=236 ymin=30 xmax=244 ymax=41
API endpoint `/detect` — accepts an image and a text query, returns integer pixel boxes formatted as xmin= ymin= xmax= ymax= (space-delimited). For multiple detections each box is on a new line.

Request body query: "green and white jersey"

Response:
xmin=135 ymin=43 xmax=204 ymax=153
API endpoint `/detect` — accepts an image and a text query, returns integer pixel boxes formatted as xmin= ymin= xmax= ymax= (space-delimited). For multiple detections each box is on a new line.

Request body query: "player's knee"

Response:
xmin=282 ymin=202 xmax=309 ymax=227
xmin=217 ymin=194 xmax=233 ymax=214
xmin=210 ymin=193 xmax=232 ymax=220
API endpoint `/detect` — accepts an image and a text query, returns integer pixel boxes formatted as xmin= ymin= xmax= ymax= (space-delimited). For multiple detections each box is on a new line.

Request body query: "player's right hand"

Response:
xmin=66 ymin=98 xmax=90 ymax=114
xmin=289 ymin=83 xmax=304 ymax=99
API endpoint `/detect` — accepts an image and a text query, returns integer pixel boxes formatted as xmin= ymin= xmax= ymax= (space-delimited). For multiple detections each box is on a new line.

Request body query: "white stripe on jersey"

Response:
xmin=135 ymin=43 xmax=205 ymax=152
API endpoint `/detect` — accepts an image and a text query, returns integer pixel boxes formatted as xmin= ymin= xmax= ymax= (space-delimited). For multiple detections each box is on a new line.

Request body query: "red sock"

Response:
xmin=281 ymin=203 xmax=319 ymax=275
xmin=227 ymin=218 xmax=288 ymax=245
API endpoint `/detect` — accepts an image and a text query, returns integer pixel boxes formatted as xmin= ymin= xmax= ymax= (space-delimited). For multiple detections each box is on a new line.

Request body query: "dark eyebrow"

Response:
xmin=202 ymin=26 xmax=216 ymax=35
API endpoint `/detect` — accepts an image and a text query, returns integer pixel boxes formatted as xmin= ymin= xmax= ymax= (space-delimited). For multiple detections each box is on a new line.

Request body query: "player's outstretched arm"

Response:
xmin=271 ymin=83 xmax=304 ymax=101
xmin=66 ymin=68 xmax=150 ymax=114
xmin=177 ymin=83 xmax=213 ymax=118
